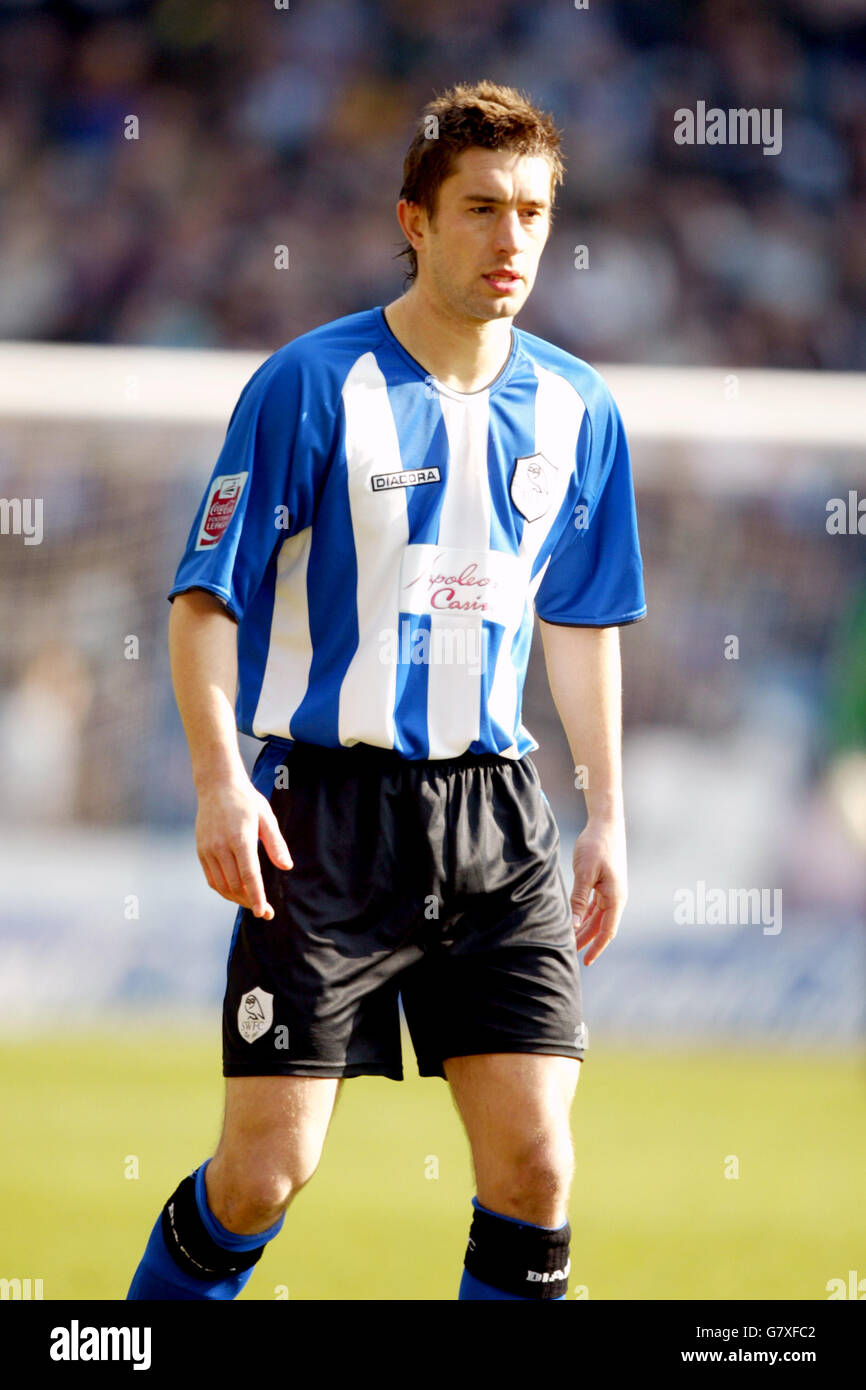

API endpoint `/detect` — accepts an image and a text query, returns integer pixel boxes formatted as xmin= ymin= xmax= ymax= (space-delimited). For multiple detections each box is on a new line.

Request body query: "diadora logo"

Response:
xmin=371 ymin=467 xmax=441 ymax=492
xmin=527 ymin=1258 xmax=571 ymax=1284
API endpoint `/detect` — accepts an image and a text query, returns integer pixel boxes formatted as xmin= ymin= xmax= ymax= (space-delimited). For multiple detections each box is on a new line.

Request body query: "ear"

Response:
xmin=396 ymin=198 xmax=427 ymax=256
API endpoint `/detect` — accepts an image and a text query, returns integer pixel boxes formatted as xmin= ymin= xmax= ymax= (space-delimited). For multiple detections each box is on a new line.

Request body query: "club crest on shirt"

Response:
xmin=195 ymin=472 xmax=249 ymax=549
xmin=238 ymin=986 xmax=274 ymax=1044
xmin=510 ymin=452 xmax=557 ymax=523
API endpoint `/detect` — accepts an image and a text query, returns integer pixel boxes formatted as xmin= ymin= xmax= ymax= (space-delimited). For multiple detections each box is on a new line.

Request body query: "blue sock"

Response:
xmin=458 ymin=1197 xmax=569 ymax=1301
xmin=126 ymin=1159 xmax=285 ymax=1301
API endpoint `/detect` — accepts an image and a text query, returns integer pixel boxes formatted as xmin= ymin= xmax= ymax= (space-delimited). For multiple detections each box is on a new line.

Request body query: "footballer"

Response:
xmin=127 ymin=80 xmax=646 ymax=1302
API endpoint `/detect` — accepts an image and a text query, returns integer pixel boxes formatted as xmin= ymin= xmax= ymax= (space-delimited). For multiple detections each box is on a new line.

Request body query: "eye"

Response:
xmin=470 ymin=206 xmax=494 ymax=214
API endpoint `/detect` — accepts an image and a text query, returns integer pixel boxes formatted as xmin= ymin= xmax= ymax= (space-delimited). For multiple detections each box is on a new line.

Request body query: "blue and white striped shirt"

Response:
xmin=169 ymin=306 xmax=646 ymax=760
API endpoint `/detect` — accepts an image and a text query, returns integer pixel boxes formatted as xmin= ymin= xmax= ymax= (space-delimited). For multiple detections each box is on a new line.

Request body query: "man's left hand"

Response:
xmin=570 ymin=819 xmax=628 ymax=966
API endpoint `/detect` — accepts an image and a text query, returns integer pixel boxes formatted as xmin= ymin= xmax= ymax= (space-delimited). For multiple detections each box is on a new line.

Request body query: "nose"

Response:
xmin=493 ymin=209 xmax=523 ymax=256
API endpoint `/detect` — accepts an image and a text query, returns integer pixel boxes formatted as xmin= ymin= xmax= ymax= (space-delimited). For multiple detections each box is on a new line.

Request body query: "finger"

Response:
xmin=231 ymin=845 xmax=272 ymax=920
xmin=201 ymin=852 xmax=243 ymax=905
xmin=574 ymin=896 xmax=602 ymax=941
xmin=570 ymin=883 xmax=596 ymax=927
xmin=582 ymin=909 xmax=620 ymax=966
xmin=574 ymin=917 xmax=601 ymax=952
xmin=216 ymin=845 xmax=246 ymax=900
xmin=259 ymin=803 xmax=293 ymax=870
xmin=583 ymin=937 xmax=609 ymax=967
xmin=199 ymin=859 xmax=218 ymax=897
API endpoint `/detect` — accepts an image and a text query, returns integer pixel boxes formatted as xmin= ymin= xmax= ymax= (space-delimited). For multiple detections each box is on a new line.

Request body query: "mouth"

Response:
xmin=482 ymin=270 xmax=522 ymax=294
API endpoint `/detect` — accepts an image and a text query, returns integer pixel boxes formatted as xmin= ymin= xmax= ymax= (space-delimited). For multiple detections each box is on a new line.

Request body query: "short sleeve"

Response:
xmin=167 ymin=350 xmax=316 ymax=621
xmin=533 ymin=385 xmax=646 ymax=627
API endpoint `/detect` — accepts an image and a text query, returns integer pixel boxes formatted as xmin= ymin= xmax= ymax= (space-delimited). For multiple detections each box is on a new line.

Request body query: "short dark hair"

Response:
xmin=397 ymin=80 xmax=565 ymax=283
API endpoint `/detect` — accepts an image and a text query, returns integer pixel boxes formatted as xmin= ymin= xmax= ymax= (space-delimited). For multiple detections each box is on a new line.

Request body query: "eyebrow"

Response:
xmin=460 ymin=193 xmax=549 ymax=207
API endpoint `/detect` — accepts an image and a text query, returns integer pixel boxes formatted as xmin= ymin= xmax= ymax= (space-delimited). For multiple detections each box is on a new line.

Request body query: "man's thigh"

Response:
xmin=445 ymin=1052 xmax=580 ymax=1217
xmin=215 ymin=1074 xmax=344 ymax=1175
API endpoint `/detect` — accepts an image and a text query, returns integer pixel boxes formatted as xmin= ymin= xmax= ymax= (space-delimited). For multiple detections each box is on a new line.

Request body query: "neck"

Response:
xmin=384 ymin=285 xmax=513 ymax=394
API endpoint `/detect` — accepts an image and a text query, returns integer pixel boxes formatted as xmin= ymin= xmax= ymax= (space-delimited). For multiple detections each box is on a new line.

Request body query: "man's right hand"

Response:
xmin=195 ymin=777 xmax=293 ymax=920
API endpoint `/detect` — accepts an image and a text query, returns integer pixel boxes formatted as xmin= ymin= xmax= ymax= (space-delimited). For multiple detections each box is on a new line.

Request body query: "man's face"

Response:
xmin=410 ymin=146 xmax=554 ymax=323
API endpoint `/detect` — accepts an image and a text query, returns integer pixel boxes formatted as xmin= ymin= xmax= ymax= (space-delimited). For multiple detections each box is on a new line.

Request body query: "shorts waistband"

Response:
xmin=265 ymin=738 xmax=526 ymax=774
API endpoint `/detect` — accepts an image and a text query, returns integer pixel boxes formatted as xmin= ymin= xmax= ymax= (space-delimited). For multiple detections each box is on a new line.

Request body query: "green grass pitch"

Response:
xmin=0 ymin=1031 xmax=863 ymax=1300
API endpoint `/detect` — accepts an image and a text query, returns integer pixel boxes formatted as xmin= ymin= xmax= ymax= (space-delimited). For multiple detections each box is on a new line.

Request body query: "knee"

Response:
xmin=481 ymin=1135 xmax=574 ymax=1226
xmin=514 ymin=1144 xmax=572 ymax=1207
xmin=206 ymin=1153 xmax=319 ymax=1233
xmin=240 ymin=1168 xmax=307 ymax=1218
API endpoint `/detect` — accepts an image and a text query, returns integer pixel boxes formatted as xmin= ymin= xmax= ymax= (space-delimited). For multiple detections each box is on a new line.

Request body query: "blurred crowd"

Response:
xmin=0 ymin=0 xmax=864 ymax=367
xmin=0 ymin=0 xmax=864 ymax=929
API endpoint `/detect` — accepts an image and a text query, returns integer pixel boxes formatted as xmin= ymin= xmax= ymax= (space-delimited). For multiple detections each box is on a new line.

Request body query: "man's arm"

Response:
xmin=169 ymin=588 xmax=292 ymax=920
xmin=538 ymin=619 xmax=627 ymax=966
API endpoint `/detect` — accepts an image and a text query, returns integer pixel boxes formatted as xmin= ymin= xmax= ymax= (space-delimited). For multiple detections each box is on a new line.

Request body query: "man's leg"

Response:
xmin=445 ymin=1053 xmax=580 ymax=1300
xmin=127 ymin=1074 xmax=341 ymax=1300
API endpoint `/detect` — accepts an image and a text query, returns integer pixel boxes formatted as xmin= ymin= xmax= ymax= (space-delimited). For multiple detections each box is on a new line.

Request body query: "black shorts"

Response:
xmin=222 ymin=740 xmax=586 ymax=1081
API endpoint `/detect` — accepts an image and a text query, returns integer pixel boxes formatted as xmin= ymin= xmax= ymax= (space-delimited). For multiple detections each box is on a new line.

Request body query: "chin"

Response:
xmin=492 ymin=296 xmax=527 ymax=321
xmin=469 ymin=293 xmax=525 ymax=322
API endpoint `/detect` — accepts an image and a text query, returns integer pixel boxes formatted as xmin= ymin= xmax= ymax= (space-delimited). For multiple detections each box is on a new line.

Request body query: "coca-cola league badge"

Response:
xmin=194 ymin=472 xmax=249 ymax=550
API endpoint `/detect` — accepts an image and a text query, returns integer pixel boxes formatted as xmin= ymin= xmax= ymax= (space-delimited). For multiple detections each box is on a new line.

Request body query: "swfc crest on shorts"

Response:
xmin=510 ymin=452 xmax=557 ymax=523
xmin=238 ymin=986 xmax=274 ymax=1043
